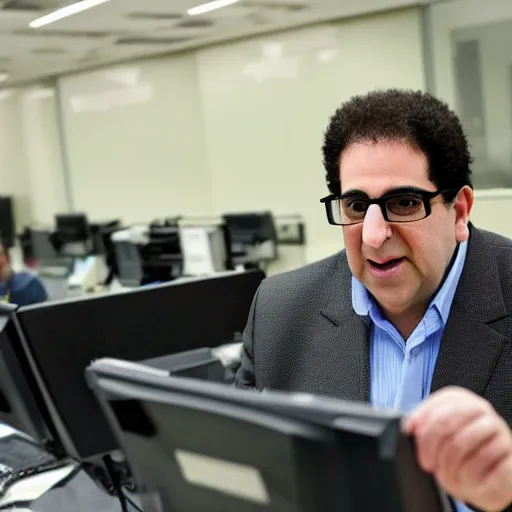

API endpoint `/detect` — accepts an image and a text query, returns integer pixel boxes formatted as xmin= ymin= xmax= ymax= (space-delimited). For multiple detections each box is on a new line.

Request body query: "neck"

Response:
xmin=385 ymin=308 xmax=425 ymax=340
xmin=384 ymin=243 xmax=461 ymax=340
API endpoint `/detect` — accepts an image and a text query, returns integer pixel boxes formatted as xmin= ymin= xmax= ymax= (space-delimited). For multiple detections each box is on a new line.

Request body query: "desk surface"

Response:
xmin=0 ymin=427 xmax=136 ymax=512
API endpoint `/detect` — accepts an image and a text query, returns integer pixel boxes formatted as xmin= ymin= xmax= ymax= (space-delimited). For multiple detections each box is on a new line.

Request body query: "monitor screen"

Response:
xmin=222 ymin=212 xmax=277 ymax=264
xmin=55 ymin=213 xmax=90 ymax=243
xmin=15 ymin=270 xmax=264 ymax=460
xmin=223 ymin=212 xmax=276 ymax=244
xmin=87 ymin=362 xmax=452 ymax=512
xmin=30 ymin=230 xmax=60 ymax=262
xmin=114 ymin=241 xmax=143 ymax=287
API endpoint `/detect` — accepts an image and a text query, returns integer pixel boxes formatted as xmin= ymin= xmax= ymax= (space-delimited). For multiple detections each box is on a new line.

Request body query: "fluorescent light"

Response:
xmin=0 ymin=72 xmax=8 ymax=83
xmin=29 ymin=0 xmax=111 ymax=29
xmin=188 ymin=0 xmax=240 ymax=16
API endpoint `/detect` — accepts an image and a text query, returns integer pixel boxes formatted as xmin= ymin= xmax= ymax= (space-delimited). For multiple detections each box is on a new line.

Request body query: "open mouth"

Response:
xmin=368 ymin=257 xmax=405 ymax=271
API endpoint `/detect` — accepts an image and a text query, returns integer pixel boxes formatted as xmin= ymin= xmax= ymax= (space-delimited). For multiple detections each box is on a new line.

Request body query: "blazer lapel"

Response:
xmin=432 ymin=227 xmax=510 ymax=394
xmin=320 ymin=252 xmax=370 ymax=402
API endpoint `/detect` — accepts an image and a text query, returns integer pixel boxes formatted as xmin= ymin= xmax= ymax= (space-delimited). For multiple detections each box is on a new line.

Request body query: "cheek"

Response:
xmin=400 ymin=226 xmax=450 ymax=277
xmin=342 ymin=226 xmax=363 ymax=268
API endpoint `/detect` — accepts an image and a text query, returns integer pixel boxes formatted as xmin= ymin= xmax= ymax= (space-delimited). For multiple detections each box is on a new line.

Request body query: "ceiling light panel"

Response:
xmin=29 ymin=0 xmax=112 ymax=28
xmin=188 ymin=0 xmax=241 ymax=16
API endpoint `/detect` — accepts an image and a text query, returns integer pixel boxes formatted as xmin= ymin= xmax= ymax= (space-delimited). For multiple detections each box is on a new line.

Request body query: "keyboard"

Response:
xmin=0 ymin=464 xmax=15 ymax=497
xmin=0 ymin=435 xmax=69 ymax=498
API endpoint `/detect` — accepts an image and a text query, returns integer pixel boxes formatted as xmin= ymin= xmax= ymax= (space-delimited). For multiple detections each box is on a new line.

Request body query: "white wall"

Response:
xmin=197 ymin=8 xmax=425 ymax=263
xmin=58 ymin=54 xmax=211 ymax=224
xmin=0 ymin=85 xmax=68 ymax=236
xmin=56 ymin=7 xmax=425 ymax=268
xmin=0 ymin=90 xmax=33 ymax=232
xmin=21 ymin=86 xmax=69 ymax=226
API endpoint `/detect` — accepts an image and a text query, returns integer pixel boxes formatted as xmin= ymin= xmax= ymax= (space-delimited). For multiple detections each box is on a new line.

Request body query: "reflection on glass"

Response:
xmin=451 ymin=20 xmax=512 ymax=188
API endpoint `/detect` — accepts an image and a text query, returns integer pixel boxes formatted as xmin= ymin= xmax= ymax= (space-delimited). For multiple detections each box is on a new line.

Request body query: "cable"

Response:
xmin=123 ymin=491 xmax=144 ymax=512
xmin=103 ymin=455 xmax=128 ymax=512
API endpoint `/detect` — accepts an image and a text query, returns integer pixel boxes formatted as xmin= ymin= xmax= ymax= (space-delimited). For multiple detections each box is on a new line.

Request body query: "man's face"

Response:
xmin=340 ymin=140 xmax=473 ymax=319
xmin=0 ymin=249 xmax=9 ymax=282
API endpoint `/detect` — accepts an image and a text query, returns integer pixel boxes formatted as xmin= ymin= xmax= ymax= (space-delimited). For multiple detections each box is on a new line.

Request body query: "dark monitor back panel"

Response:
xmin=55 ymin=213 xmax=90 ymax=242
xmin=16 ymin=270 xmax=264 ymax=460
xmin=223 ymin=212 xmax=277 ymax=242
xmin=113 ymin=400 xmax=343 ymax=512
xmin=90 ymin=372 xmax=447 ymax=512
xmin=0 ymin=313 xmax=52 ymax=442
xmin=0 ymin=196 xmax=14 ymax=248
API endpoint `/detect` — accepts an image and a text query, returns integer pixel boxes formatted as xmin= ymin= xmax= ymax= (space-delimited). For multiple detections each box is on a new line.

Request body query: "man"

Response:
xmin=0 ymin=241 xmax=48 ymax=306
xmin=235 ymin=89 xmax=512 ymax=511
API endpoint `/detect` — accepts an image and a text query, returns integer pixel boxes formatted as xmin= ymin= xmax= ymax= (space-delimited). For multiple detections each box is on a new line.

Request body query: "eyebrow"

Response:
xmin=339 ymin=186 xmax=426 ymax=199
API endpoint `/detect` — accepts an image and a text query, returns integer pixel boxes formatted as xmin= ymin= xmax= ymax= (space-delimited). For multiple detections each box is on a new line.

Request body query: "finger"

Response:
xmin=413 ymin=402 xmax=484 ymax=472
xmin=436 ymin=429 xmax=507 ymax=504
xmin=436 ymin=413 xmax=498 ymax=482
xmin=460 ymin=423 xmax=512 ymax=486
xmin=405 ymin=387 xmax=482 ymax=434
xmin=463 ymin=447 xmax=512 ymax=511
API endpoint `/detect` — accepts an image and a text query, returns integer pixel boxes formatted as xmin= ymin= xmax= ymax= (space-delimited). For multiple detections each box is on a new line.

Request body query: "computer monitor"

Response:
xmin=55 ymin=213 xmax=90 ymax=243
xmin=0 ymin=196 xmax=15 ymax=249
xmin=0 ymin=303 xmax=56 ymax=448
xmin=54 ymin=213 xmax=92 ymax=257
xmin=90 ymin=221 xmax=122 ymax=284
xmin=114 ymin=240 xmax=144 ymax=287
xmin=86 ymin=361 xmax=452 ymax=512
xmin=30 ymin=229 xmax=65 ymax=264
xmin=223 ymin=212 xmax=278 ymax=266
xmin=180 ymin=225 xmax=230 ymax=276
xmin=14 ymin=269 xmax=264 ymax=461
xmin=141 ymin=220 xmax=183 ymax=284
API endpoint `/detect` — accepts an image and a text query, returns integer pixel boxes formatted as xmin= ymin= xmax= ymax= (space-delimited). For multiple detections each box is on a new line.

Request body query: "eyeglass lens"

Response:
xmin=331 ymin=193 xmax=427 ymax=224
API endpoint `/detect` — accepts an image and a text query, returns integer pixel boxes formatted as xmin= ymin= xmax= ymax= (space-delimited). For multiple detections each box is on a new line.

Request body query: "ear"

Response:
xmin=454 ymin=186 xmax=474 ymax=243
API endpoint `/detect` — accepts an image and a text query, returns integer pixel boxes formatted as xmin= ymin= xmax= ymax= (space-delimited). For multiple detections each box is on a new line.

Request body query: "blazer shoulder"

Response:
xmin=260 ymin=251 xmax=346 ymax=294
xmin=251 ymin=251 xmax=350 ymax=318
xmin=476 ymin=228 xmax=512 ymax=268
xmin=477 ymin=227 xmax=512 ymax=249
xmin=470 ymin=227 xmax=512 ymax=307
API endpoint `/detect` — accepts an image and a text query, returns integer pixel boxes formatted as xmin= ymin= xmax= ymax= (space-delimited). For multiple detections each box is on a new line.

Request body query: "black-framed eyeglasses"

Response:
xmin=320 ymin=187 xmax=458 ymax=226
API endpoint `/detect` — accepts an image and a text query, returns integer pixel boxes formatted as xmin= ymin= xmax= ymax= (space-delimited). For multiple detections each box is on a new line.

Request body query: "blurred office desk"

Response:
xmin=0 ymin=426 xmax=133 ymax=512
xmin=29 ymin=471 xmax=136 ymax=512
xmin=0 ymin=467 xmax=135 ymax=512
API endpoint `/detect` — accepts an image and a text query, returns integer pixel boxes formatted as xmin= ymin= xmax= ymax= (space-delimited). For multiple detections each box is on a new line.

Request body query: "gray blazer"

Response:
xmin=235 ymin=225 xmax=512 ymax=430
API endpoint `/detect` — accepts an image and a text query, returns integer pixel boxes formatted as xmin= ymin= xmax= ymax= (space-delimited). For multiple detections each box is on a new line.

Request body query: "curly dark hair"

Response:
xmin=322 ymin=89 xmax=473 ymax=199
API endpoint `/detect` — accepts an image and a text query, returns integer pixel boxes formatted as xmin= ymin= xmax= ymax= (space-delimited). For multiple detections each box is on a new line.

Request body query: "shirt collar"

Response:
xmin=352 ymin=240 xmax=468 ymax=326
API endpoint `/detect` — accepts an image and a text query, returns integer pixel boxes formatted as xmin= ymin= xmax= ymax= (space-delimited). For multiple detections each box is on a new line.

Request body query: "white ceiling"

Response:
xmin=0 ymin=0 xmax=442 ymax=86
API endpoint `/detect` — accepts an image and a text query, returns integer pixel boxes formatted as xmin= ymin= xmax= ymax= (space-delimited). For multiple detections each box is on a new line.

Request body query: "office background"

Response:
xmin=1 ymin=0 xmax=512 ymax=275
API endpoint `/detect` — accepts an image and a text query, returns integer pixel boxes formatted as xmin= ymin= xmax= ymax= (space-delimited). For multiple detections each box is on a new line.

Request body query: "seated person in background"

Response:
xmin=235 ymin=89 xmax=512 ymax=511
xmin=0 ymin=241 xmax=48 ymax=306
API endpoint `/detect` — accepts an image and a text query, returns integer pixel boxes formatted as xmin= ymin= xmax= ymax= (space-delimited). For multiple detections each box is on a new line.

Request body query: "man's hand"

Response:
xmin=403 ymin=387 xmax=512 ymax=512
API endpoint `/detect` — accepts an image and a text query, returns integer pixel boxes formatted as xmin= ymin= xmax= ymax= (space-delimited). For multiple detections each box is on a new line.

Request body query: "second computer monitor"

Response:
xmin=0 ymin=304 xmax=54 ymax=446
xmin=14 ymin=269 xmax=264 ymax=460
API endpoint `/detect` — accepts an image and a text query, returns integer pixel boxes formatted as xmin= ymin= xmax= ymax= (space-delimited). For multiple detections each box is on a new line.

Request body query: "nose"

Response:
xmin=362 ymin=204 xmax=391 ymax=249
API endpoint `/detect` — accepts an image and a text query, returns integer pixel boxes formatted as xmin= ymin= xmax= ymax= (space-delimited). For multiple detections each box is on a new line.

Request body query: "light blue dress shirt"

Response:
xmin=352 ymin=241 xmax=472 ymax=512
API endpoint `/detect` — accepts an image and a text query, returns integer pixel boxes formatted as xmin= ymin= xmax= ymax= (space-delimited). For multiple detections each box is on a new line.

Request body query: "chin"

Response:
xmin=371 ymin=289 xmax=413 ymax=315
